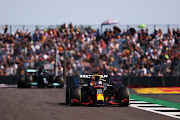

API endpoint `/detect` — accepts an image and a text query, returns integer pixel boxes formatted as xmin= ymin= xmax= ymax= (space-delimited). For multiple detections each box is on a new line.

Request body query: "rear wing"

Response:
xmin=25 ymin=69 xmax=38 ymax=75
xmin=66 ymin=75 xmax=126 ymax=86
xmin=79 ymin=74 xmax=110 ymax=83
xmin=80 ymin=75 xmax=109 ymax=79
xmin=66 ymin=75 xmax=110 ymax=86
xmin=26 ymin=69 xmax=38 ymax=73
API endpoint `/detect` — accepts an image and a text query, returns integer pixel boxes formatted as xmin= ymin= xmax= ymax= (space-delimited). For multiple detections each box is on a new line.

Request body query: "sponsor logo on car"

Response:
xmin=80 ymin=75 xmax=108 ymax=78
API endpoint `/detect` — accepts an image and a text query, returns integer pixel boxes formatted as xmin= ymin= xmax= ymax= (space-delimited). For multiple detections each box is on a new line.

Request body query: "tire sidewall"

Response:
xmin=69 ymin=86 xmax=81 ymax=105
xmin=118 ymin=87 xmax=130 ymax=106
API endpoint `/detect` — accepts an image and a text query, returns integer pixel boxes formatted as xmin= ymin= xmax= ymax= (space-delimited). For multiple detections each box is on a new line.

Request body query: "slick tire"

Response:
xmin=118 ymin=87 xmax=130 ymax=107
xmin=25 ymin=75 xmax=33 ymax=88
xmin=69 ymin=86 xmax=81 ymax=105
xmin=48 ymin=76 xmax=54 ymax=84
xmin=17 ymin=76 xmax=25 ymax=88
xmin=66 ymin=85 xmax=71 ymax=105
xmin=55 ymin=76 xmax=64 ymax=88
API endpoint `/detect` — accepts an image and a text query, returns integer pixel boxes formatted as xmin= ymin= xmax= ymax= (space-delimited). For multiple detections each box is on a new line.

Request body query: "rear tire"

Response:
xmin=25 ymin=75 xmax=32 ymax=88
xmin=118 ymin=87 xmax=130 ymax=107
xmin=17 ymin=76 xmax=25 ymax=88
xmin=48 ymin=76 xmax=54 ymax=84
xmin=66 ymin=85 xmax=70 ymax=104
xmin=37 ymin=76 xmax=46 ymax=88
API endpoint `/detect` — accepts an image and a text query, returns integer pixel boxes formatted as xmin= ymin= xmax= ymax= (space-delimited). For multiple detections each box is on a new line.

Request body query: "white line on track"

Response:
xmin=160 ymin=112 xmax=180 ymax=115
xmin=131 ymin=104 xmax=163 ymax=106
xmin=130 ymin=100 xmax=180 ymax=119
xmin=130 ymin=101 xmax=149 ymax=103
xmin=140 ymin=107 xmax=177 ymax=110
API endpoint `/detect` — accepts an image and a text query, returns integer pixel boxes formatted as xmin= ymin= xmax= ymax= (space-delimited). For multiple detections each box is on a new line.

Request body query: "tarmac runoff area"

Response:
xmin=131 ymin=87 xmax=180 ymax=103
xmin=0 ymin=87 xmax=180 ymax=120
xmin=131 ymin=87 xmax=180 ymax=119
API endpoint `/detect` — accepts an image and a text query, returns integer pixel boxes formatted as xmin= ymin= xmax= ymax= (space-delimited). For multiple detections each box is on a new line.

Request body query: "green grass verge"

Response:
xmin=130 ymin=94 xmax=180 ymax=110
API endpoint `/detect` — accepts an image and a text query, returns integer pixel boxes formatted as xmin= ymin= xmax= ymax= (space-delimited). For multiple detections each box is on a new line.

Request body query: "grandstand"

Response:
xmin=0 ymin=23 xmax=179 ymax=78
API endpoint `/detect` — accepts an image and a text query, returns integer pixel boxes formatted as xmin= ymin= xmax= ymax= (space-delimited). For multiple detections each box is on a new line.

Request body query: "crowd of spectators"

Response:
xmin=0 ymin=23 xmax=179 ymax=77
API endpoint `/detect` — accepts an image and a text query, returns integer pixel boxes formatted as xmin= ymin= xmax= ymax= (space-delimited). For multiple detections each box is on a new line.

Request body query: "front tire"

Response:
xmin=69 ymin=86 xmax=81 ymax=105
xmin=55 ymin=76 xmax=64 ymax=88
xmin=118 ymin=87 xmax=130 ymax=107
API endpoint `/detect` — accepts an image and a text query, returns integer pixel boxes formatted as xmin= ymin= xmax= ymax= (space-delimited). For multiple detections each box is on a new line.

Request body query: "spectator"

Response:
xmin=0 ymin=24 xmax=179 ymax=77
xmin=3 ymin=25 xmax=8 ymax=34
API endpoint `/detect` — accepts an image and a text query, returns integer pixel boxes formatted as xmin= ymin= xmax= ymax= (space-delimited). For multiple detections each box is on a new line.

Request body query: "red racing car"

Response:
xmin=66 ymin=74 xmax=130 ymax=106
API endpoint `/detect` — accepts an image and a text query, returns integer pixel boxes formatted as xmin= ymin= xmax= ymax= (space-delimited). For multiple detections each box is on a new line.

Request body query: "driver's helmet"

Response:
xmin=38 ymin=69 xmax=43 ymax=76
xmin=93 ymin=74 xmax=101 ymax=81
xmin=92 ymin=74 xmax=103 ymax=86
xmin=40 ymin=72 xmax=44 ymax=76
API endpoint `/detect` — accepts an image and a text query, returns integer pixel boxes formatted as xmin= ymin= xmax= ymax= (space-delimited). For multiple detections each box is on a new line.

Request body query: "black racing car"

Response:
xmin=18 ymin=69 xmax=64 ymax=88
xmin=66 ymin=74 xmax=130 ymax=106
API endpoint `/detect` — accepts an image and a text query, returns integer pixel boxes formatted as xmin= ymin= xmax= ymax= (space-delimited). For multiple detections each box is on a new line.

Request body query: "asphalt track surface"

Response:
xmin=1 ymin=88 xmax=180 ymax=120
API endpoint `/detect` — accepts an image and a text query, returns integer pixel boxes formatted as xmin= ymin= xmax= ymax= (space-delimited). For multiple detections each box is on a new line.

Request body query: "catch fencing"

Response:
xmin=1 ymin=24 xmax=180 ymax=35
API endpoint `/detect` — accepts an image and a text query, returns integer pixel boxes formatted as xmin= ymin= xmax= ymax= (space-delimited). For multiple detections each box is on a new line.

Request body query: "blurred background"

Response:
xmin=0 ymin=0 xmax=179 ymax=86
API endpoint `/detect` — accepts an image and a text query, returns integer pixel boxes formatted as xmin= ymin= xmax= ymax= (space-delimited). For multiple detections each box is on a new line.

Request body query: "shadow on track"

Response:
xmin=45 ymin=102 xmax=125 ymax=107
